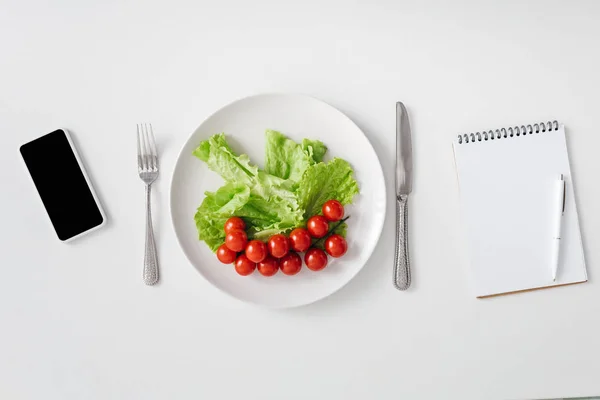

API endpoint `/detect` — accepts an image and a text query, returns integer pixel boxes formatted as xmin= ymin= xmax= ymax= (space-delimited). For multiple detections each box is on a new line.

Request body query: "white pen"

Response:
xmin=551 ymin=174 xmax=566 ymax=281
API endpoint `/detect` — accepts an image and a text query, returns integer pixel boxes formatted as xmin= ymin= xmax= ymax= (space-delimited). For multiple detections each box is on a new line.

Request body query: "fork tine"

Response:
xmin=144 ymin=123 xmax=155 ymax=171
xmin=148 ymin=124 xmax=158 ymax=170
xmin=136 ymin=124 xmax=144 ymax=170
xmin=140 ymin=123 xmax=150 ymax=171
xmin=145 ymin=123 xmax=155 ymax=171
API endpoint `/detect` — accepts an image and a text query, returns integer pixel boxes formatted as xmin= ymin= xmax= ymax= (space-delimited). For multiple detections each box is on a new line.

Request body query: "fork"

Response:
xmin=137 ymin=123 xmax=159 ymax=285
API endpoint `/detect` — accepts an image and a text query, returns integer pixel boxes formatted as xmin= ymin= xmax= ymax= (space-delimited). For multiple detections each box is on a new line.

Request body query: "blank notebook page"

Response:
xmin=453 ymin=124 xmax=586 ymax=297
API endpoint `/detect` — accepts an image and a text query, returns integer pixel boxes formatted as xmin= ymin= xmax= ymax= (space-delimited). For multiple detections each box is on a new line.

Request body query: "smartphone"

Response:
xmin=20 ymin=129 xmax=106 ymax=241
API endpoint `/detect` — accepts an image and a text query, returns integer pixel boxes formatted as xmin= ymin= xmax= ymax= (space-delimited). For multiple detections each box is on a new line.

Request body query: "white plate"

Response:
xmin=170 ymin=94 xmax=386 ymax=308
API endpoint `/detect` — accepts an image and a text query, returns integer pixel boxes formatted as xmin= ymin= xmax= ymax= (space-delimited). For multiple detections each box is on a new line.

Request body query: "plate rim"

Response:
xmin=169 ymin=92 xmax=387 ymax=308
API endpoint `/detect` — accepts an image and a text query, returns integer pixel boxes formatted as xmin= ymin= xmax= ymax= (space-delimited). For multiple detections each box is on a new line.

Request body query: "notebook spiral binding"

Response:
xmin=457 ymin=120 xmax=559 ymax=144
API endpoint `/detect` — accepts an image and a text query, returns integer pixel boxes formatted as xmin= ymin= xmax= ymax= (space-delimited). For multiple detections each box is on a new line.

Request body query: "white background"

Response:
xmin=1 ymin=0 xmax=599 ymax=399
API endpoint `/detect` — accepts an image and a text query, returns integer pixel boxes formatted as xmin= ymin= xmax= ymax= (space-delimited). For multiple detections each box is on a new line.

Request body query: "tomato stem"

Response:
xmin=311 ymin=216 xmax=350 ymax=248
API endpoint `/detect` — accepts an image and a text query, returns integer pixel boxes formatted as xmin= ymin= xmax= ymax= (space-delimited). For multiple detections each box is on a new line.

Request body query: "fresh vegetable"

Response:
xmin=235 ymin=255 xmax=256 ymax=276
xmin=224 ymin=217 xmax=246 ymax=233
xmin=304 ymin=248 xmax=328 ymax=271
xmin=193 ymin=131 xmax=359 ymax=252
xmin=194 ymin=184 xmax=251 ymax=251
xmin=312 ymin=216 xmax=349 ymax=250
xmin=267 ymin=234 xmax=289 ymax=258
xmin=214 ymin=202 xmax=351 ymax=276
xmin=307 ymin=215 xmax=329 ymax=238
xmin=245 ymin=240 xmax=268 ymax=263
xmin=225 ymin=229 xmax=247 ymax=252
xmin=324 ymin=234 xmax=347 ymax=258
xmin=264 ymin=130 xmax=327 ymax=183
xmin=322 ymin=200 xmax=344 ymax=222
xmin=216 ymin=244 xmax=237 ymax=264
xmin=193 ymin=133 xmax=316 ymax=250
xmin=302 ymin=139 xmax=327 ymax=164
xmin=193 ymin=133 xmax=258 ymax=187
xmin=288 ymin=228 xmax=311 ymax=252
xmin=280 ymin=252 xmax=302 ymax=275
xmin=257 ymin=256 xmax=279 ymax=277
xmin=296 ymin=158 xmax=359 ymax=219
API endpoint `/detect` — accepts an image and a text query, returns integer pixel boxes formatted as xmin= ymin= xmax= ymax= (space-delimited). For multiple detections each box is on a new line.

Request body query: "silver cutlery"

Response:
xmin=394 ymin=102 xmax=413 ymax=290
xmin=137 ymin=123 xmax=159 ymax=286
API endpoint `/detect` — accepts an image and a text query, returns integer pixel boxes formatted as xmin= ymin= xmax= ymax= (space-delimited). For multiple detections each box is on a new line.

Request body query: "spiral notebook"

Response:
xmin=453 ymin=121 xmax=587 ymax=297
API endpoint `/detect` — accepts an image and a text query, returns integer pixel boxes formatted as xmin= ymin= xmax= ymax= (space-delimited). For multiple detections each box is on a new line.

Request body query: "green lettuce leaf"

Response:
xmin=195 ymin=188 xmax=304 ymax=251
xmin=194 ymin=133 xmax=300 ymax=203
xmin=237 ymin=194 xmax=303 ymax=240
xmin=193 ymin=132 xmax=358 ymax=252
xmin=192 ymin=133 xmax=258 ymax=187
xmin=194 ymin=184 xmax=251 ymax=251
xmin=302 ymin=138 xmax=327 ymax=163
xmin=193 ymin=133 xmax=305 ymax=249
xmin=296 ymin=158 xmax=359 ymax=219
xmin=264 ymin=130 xmax=327 ymax=182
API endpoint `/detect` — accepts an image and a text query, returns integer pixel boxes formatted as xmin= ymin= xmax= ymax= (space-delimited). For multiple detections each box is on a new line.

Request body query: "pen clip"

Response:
xmin=561 ymin=175 xmax=566 ymax=214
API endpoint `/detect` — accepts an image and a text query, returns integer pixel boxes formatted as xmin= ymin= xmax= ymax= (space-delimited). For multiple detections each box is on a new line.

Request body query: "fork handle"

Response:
xmin=143 ymin=184 xmax=159 ymax=285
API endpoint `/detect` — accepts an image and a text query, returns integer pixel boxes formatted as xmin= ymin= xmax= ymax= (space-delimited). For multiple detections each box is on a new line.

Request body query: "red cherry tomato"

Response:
xmin=304 ymin=248 xmax=328 ymax=271
xmin=225 ymin=229 xmax=247 ymax=252
xmin=245 ymin=240 xmax=268 ymax=263
xmin=216 ymin=244 xmax=237 ymax=264
xmin=288 ymin=228 xmax=311 ymax=252
xmin=257 ymin=256 xmax=279 ymax=277
xmin=322 ymin=200 xmax=344 ymax=222
xmin=267 ymin=234 xmax=289 ymax=258
xmin=307 ymin=215 xmax=329 ymax=238
xmin=234 ymin=254 xmax=256 ymax=276
xmin=280 ymin=252 xmax=302 ymax=275
xmin=324 ymin=234 xmax=348 ymax=257
xmin=224 ymin=217 xmax=246 ymax=233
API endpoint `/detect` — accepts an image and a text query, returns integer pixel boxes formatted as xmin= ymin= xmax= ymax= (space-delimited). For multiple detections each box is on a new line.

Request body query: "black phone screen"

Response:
xmin=20 ymin=130 xmax=104 ymax=241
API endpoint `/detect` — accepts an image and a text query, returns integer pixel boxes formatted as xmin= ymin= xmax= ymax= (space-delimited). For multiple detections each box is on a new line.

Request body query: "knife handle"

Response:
xmin=393 ymin=195 xmax=411 ymax=290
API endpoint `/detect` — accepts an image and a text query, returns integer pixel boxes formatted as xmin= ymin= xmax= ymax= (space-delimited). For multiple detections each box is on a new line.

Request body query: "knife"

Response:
xmin=394 ymin=102 xmax=412 ymax=290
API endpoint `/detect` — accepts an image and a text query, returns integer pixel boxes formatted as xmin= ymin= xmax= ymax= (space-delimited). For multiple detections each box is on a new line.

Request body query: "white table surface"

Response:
xmin=2 ymin=1 xmax=600 ymax=399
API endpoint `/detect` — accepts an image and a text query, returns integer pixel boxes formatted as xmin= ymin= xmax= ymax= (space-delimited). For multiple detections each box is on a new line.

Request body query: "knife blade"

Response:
xmin=394 ymin=102 xmax=412 ymax=290
xmin=396 ymin=102 xmax=412 ymax=196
